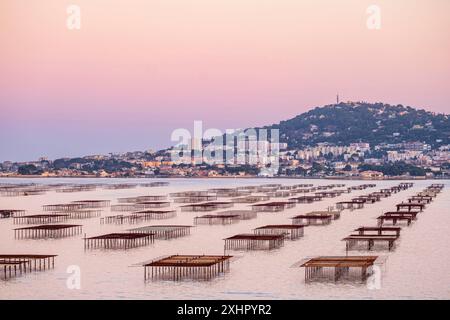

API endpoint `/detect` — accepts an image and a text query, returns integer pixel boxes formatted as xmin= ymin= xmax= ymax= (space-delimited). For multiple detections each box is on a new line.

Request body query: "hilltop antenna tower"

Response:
xmin=336 ymin=94 xmax=340 ymax=104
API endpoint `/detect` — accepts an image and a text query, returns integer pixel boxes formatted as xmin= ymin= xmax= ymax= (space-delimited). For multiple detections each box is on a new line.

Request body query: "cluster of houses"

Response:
xmin=0 ymin=139 xmax=449 ymax=178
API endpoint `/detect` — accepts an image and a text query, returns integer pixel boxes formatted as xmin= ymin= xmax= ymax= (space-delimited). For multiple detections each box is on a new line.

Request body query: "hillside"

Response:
xmin=265 ymin=102 xmax=450 ymax=149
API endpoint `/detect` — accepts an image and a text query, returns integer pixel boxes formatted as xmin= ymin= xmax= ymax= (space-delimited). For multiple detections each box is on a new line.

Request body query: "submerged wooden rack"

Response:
xmin=118 ymin=195 xmax=168 ymax=203
xmin=103 ymin=184 xmax=138 ymax=190
xmin=0 ymin=185 xmax=49 ymax=197
xmin=71 ymin=200 xmax=110 ymax=208
xmin=217 ymin=210 xmax=257 ymax=220
xmin=224 ymin=234 xmax=285 ymax=250
xmin=0 ymin=209 xmax=25 ymax=219
xmin=13 ymin=214 xmax=69 ymax=225
xmin=377 ymin=214 xmax=414 ymax=226
xmin=173 ymin=195 xmax=218 ymax=203
xmin=251 ymin=201 xmax=295 ymax=212
xmin=194 ymin=214 xmax=240 ymax=225
xmin=100 ymin=209 xmax=177 ymax=224
xmin=354 ymin=226 xmax=401 ymax=237
xmin=304 ymin=210 xmax=341 ymax=220
xmin=181 ymin=202 xmax=233 ymax=212
xmin=100 ymin=214 xmax=144 ymax=225
xmin=128 ymin=225 xmax=192 ymax=239
xmin=84 ymin=233 xmax=154 ymax=249
xmin=42 ymin=203 xmax=87 ymax=212
xmin=336 ymin=201 xmax=364 ymax=211
xmin=371 ymin=192 xmax=390 ymax=198
xmin=55 ymin=210 xmax=102 ymax=219
xmin=111 ymin=201 xmax=171 ymax=211
xmin=230 ymin=195 xmax=270 ymax=203
xmin=407 ymin=196 xmax=432 ymax=204
xmin=300 ymin=256 xmax=379 ymax=283
xmin=343 ymin=234 xmax=399 ymax=251
xmin=396 ymin=203 xmax=425 ymax=212
xmin=14 ymin=224 xmax=82 ymax=239
xmin=254 ymin=224 xmax=305 ymax=240
xmin=170 ymin=191 xmax=209 ymax=198
xmin=288 ymin=196 xmax=322 ymax=204
xmin=353 ymin=196 xmax=379 ymax=204
xmin=265 ymin=191 xmax=295 ymax=198
xmin=55 ymin=185 xmax=97 ymax=193
xmin=143 ymin=255 xmax=232 ymax=281
xmin=210 ymin=189 xmax=251 ymax=197
xmin=291 ymin=214 xmax=333 ymax=226
xmin=0 ymin=254 xmax=57 ymax=280
xmin=315 ymin=191 xmax=343 ymax=198
xmin=140 ymin=182 xmax=170 ymax=187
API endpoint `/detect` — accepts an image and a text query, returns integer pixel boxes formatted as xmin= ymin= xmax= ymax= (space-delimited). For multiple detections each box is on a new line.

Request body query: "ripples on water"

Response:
xmin=0 ymin=178 xmax=449 ymax=299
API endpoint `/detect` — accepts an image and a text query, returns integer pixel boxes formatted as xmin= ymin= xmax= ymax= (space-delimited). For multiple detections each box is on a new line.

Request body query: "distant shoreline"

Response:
xmin=0 ymin=175 xmax=448 ymax=181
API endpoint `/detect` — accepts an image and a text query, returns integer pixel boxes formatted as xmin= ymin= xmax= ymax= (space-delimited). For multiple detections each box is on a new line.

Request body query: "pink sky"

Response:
xmin=1 ymin=0 xmax=449 ymax=161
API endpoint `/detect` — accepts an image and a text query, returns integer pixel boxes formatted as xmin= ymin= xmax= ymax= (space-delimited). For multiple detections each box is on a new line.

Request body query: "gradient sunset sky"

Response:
xmin=1 ymin=0 xmax=449 ymax=161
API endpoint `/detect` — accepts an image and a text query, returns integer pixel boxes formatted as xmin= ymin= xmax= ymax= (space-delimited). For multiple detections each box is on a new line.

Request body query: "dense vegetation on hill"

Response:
xmin=53 ymin=158 xmax=134 ymax=173
xmin=265 ymin=102 xmax=449 ymax=149
xmin=358 ymin=162 xmax=428 ymax=176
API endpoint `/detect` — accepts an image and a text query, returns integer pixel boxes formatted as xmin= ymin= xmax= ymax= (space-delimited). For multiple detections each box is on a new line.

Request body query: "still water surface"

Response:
xmin=1 ymin=178 xmax=449 ymax=299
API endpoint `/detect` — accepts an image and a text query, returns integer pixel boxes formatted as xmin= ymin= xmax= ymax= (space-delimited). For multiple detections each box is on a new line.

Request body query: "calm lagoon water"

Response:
xmin=1 ymin=178 xmax=449 ymax=300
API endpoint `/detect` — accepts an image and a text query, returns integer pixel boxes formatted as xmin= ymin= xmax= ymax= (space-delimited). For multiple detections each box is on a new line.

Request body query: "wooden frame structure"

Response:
xmin=288 ymin=195 xmax=322 ymax=204
xmin=170 ymin=191 xmax=209 ymax=197
xmin=217 ymin=210 xmax=257 ymax=220
xmin=128 ymin=225 xmax=192 ymax=239
xmin=181 ymin=202 xmax=233 ymax=212
xmin=135 ymin=201 xmax=171 ymax=209
xmin=0 ymin=185 xmax=48 ymax=197
xmin=60 ymin=210 xmax=102 ymax=219
xmin=143 ymin=255 xmax=232 ymax=281
xmin=396 ymin=203 xmax=425 ymax=212
xmin=407 ymin=196 xmax=432 ymax=204
xmin=0 ymin=209 xmax=25 ymax=219
xmin=0 ymin=254 xmax=57 ymax=279
xmin=336 ymin=201 xmax=364 ymax=211
xmin=371 ymin=192 xmax=390 ymax=198
xmin=315 ymin=191 xmax=342 ymax=198
xmin=265 ymin=191 xmax=295 ymax=198
xmin=354 ymin=195 xmax=380 ymax=204
xmin=291 ymin=214 xmax=333 ymax=226
xmin=134 ymin=209 xmax=177 ymax=220
xmin=71 ymin=200 xmax=110 ymax=208
xmin=84 ymin=233 xmax=154 ymax=249
xmin=118 ymin=195 xmax=168 ymax=203
xmin=13 ymin=214 xmax=69 ymax=225
xmin=43 ymin=203 xmax=87 ymax=212
xmin=103 ymin=184 xmax=138 ymax=190
xmin=305 ymin=210 xmax=341 ymax=220
xmin=377 ymin=214 xmax=414 ymax=226
xmin=230 ymin=195 xmax=270 ymax=203
xmin=354 ymin=226 xmax=401 ymax=237
xmin=291 ymin=188 xmax=312 ymax=194
xmin=14 ymin=224 xmax=82 ymax=239
xmin=173 ymin=195 xmax=218 ymax=203
xmin=140 ymin=181 xmax=170 ymax=187
xmin=194 ymin=214 xmax=240 ymax=225
xmin=253 ymin=225 xmax=304 ymax=240
xmin=300 ymin=256 xmax=378 ymax=283
xmin=343 ymin=234 xmax=399 ymax=251
xmin=209 ymin=188 xmax=251 ymax=197
xmin=224 ymin=234 xmax=285 ymax=251
xmin=384 ymin=211 xmax=419 ymax=219
xmin=251 ymin=201 xmax=295 ymax=212
xmin=100 ymin=209 xmax=177 ymax=224
xmin=293 ymin=183 xmax=314 ymax=188
xmin=56 ymin=185 xmax=96 ymax=193
xmin=100 ymin=214 xmax=146 ymax=225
